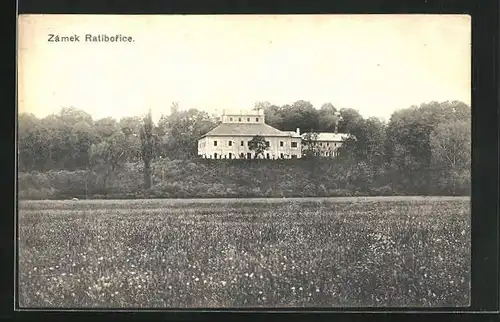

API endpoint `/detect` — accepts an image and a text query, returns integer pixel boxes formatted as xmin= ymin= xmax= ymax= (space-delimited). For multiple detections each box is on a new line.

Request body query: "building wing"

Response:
xmin=301 ymin=132 xmax=352 ymax=141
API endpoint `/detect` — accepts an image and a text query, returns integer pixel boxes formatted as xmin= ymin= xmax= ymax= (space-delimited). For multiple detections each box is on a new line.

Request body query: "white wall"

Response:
xmin=198 ymin=135 xmax=302 ymax=159
xmin=315 ymin=140 xmax=344 ymax=157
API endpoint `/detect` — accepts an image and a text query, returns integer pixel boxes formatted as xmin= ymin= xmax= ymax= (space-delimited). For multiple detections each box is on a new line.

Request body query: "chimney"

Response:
xmin=296 ymin=128 xmax=300 ymax=135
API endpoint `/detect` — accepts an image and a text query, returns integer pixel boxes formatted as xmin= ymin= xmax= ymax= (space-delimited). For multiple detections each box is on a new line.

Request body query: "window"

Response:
xmin=228 ymin=141 xmax=232 ymax=147
xmin=291 ymin=142 xmax=298 ymax=148
xmin=265 ymin=141 xmax=270 ymax=147
xmin=247 ymin=118 xmax=250 ymax=122
xmin=240 ymin=153 xmax=244 ymax=158
xmin=238 ymin=117 xmax=242 ymax=122
xmin=228 ymin=153 xmax=232 ymax=159
xmin=327 ymin=143 xmax=330 ymax=146
xmin=280 ymin=153 xmax=284 ymax=159
xmin=266 ymin=153 xmax=270 ymax=159
xmin=320 ymin=143 xmax=323 ymax=147
xmin=291 ymin=154 xmax=297 ymax=159
xmin=241 ymin=141 xmax=244 ymax=146
xmin=230 ymin=117 xmax=233 ymax=121
xmin=214 ymin=153 xmax=218 ymax=159
xmin=280 ymin=141 xmax=284 ymax=147
xmin=256 ymin=118 xmax=259 ymax=122
xmin=247 ymin=152 xmax=252 ymax=159
xmin=214 ymin=141 xmax=218 ymax=146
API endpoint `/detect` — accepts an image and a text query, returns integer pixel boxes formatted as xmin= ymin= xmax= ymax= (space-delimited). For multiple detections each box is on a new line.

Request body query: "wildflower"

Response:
xmin=299 ymin=287 xmax=303 ymax=291
xmin=195 ymin=277 xmax=199 ymax=282
xmin=260 ymin=275 xmax=263 ymax=279
xmin=221 ymin=281 xmax=227 ymax=286
xmin=291 ymin=287 xmax=295 ymax=291
xmin=316 ymin=288 xmax=320 ymax=292
xmin=258 ymin=291 xmax=263 ymax=295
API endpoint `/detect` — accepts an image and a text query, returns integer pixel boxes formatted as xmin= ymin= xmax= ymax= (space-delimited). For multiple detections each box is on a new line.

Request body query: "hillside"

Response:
xmin=18 ymin=157 xmax=470 ymax=200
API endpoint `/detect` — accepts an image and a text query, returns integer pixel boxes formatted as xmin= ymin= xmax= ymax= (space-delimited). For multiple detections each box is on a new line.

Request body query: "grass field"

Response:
xmin=18 ymin=197 xmax=470 ymax=308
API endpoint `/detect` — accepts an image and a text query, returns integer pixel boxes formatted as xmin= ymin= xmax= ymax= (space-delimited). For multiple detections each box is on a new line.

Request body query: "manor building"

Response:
xmin=301 ymin=132 xmax=351 ymax=158
xmin=198 ymin=109 xmax=303 ymax=159
xmin=198 ymin=109 xmax=352 ymax=160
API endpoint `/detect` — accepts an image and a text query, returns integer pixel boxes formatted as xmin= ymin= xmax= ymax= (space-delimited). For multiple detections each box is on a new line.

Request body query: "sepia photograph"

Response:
xmin=17 ymin=14 xmax=471 ymax=308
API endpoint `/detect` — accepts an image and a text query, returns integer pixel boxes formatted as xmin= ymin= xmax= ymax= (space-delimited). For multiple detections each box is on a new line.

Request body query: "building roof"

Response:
xmin=301 ymin=132 xmax=352 ymax=141
xmin=201 ymin=123 xmax=300 ymax=138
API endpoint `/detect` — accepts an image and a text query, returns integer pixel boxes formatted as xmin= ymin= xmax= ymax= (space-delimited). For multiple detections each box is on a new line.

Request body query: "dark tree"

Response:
xmin=301 ymin=132 xmax=320 ymax=157
xmin=140 ymin=109 xmax=154 ymax=189
xmin=248 ymin=135 xmax=268 ymax=159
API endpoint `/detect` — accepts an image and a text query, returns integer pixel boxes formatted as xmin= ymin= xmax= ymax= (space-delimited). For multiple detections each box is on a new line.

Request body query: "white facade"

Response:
xmin=198 ymin=109 xmax=302 ymax=159
xmin=198 ymin=135 xmax=302 ymax=159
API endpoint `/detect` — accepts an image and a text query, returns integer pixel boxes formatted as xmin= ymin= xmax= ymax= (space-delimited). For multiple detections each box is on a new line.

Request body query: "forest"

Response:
xmin=18 ymin=100 xmax=471 ymax=199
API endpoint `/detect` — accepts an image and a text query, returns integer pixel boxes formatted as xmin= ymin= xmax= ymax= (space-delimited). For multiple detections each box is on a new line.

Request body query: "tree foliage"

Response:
xmin=17 ymin=100 xmax=471 ymax=197
xmin=248 ymin=135 xmax=269 ymax=159
xmin=140 ymin=109 xmax=154 ymax=189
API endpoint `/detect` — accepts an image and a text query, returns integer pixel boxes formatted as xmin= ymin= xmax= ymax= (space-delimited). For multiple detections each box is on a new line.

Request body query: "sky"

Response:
xmin=18 ymin=14 xmax=471 ymax=122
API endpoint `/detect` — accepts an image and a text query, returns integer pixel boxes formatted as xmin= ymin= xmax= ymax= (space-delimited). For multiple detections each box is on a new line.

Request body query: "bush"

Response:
xmin=18 ymin=158 xmax=470 ymax=199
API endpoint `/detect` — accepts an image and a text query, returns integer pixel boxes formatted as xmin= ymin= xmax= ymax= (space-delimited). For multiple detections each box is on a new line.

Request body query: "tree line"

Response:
xmin=18 ymin=100 xmax=471 ymax=198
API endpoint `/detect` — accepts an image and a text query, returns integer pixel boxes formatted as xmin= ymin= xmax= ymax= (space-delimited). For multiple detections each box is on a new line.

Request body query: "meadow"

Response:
xmin=18 ymin=197 xmax=470 ymax=308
